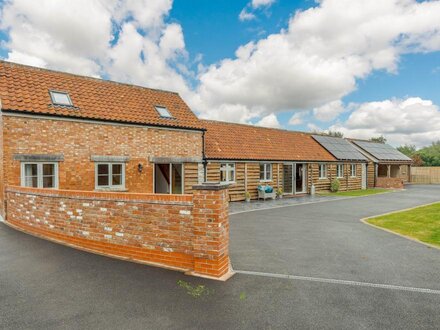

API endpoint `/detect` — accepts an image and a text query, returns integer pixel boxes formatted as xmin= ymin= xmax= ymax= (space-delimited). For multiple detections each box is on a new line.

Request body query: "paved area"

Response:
xmin=1 ymin=184 xmax=439 ymax=329
xmin=229 ymin=194 xmax=343 ymax=214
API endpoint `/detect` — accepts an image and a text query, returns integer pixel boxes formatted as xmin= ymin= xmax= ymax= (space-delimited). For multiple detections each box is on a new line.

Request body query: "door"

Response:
xmin=283 ymin=164 xmax=294 ymax=195
xmin=295 ymin=163 xmax=306 ymax=194
xmin=154 ymin=163 xmax=184 ymax=194
xmin=361 ymin=163 xmax=367 ymax=190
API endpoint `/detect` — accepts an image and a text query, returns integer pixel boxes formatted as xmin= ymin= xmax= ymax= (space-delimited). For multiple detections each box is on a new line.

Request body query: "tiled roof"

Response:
xmin=0 ymin=61 xmax=203 ymax=130
xmin=203 ymin=120 xmax=336 ymax=162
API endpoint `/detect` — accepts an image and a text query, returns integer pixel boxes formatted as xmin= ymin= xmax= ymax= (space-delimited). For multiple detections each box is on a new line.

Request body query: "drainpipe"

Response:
xmin=202 ymin=130 xmax=207 ymax=182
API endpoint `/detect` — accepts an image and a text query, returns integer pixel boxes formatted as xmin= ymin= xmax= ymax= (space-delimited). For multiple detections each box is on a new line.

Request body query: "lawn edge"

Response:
xmin=360 ymin=201 xmax=440 ymax=251
xmin=317 ymin=189 xmax=397 ymax=198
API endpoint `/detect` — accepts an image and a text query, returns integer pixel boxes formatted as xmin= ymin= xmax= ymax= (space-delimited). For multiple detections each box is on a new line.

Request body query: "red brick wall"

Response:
xmin=0 ymin=113 xmax=4 ymax=217
xmin=375 ymin=177 xmax=404 ymax=189
xmin=2 ymin=115 xmax=203 ymax=193
xmin=4 ymin=184 xmax=232 ymax=279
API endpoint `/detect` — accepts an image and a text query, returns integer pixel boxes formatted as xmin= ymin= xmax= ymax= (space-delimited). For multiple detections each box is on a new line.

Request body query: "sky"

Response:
xmin=0 ymin=0 xmax=439 ymax=147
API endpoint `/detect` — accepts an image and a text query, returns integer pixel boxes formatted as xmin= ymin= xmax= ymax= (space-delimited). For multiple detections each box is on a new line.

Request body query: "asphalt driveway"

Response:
xmin=1 ymin=184 xmax=440 ymax=329
xmin=230 ymin=185 xmax=440 ymax=290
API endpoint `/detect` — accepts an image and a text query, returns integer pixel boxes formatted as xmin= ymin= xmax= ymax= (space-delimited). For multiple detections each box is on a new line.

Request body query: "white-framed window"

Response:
xmin=337 ymin=164 xmax=344 ymax=178
xmin=260 ymin=163 xmax=272 ymax=181
xmin=220 ymin=163 xmax=235 ymax=183
xmin=155 ymin=105 xmax=173 ymax=118
xmin=318 ymin=164 xmax=327 ymax=179
xmin=49 ymin=90 xmax=73 ymax=106
xmin=21 ymin=162 xmax=58 ymax=188
xmin=350 ymin=164 xmax=357 ymax=177
xmin=95 ymin=163 xmax=125 ymax=189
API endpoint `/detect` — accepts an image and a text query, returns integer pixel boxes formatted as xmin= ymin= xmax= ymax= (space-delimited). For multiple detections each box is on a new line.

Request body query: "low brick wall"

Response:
xmin=4 ymin=184 xmax=232 ymax=280
xmin=375 ymin=177 xmax=404 ymax=189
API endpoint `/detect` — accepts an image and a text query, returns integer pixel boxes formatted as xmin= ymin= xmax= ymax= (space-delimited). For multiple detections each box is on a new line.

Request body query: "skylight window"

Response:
xmin=155 ymin=105 xmax=172 ymax=118
xmin=49 ymin=91 xmax=73 ymax=106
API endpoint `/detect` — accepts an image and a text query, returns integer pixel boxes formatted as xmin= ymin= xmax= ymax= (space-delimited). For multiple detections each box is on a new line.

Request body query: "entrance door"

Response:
xmin=154 ymin=163 xmax=183 ymax=194
xmin=283 ymin=164 xmax=294 ymax=195
xmin=295 ymin=163 xmax=306 ymax=194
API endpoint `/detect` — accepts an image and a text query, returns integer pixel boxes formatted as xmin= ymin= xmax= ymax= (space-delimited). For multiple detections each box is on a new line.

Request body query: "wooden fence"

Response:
xmin=411 ymin=167 xmax=440 ymax=184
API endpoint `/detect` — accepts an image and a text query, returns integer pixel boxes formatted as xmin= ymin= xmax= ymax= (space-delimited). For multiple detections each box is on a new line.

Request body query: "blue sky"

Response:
xmin=0 ymin=0 xmax=439 ymax=146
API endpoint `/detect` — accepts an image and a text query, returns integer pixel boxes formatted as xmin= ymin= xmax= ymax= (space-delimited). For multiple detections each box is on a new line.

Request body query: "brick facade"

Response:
xmin=1 ymin=114 xmax=202 ymax=197
xmin=375 ymin=177 xmax=404 ymax=189
xmin=4 ymin=184 xmax=232 ymax=280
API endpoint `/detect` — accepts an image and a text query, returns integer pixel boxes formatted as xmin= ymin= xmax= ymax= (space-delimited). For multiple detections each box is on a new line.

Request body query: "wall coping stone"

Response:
xmin=192 ymin=183 xmax=230 ymax=191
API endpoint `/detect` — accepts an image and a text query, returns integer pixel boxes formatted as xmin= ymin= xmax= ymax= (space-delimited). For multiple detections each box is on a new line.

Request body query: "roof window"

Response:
xmin=49 ymin=91 xmax=73 ymax=106
xmin=155 ymin=105 xmax=172 ymax=118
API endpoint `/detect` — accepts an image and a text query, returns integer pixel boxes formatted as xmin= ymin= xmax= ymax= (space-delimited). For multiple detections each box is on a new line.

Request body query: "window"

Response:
xmin=95 ymin=163 xmax=125 ymax=189
xmin=49 ymin=91 xmax=73 ymax=106
xmin=318 ymin=164 xmax=327 ymax=179
xmin=155 ymin=105 xmax=172 ymax=118
xmin=220 ymin=163 xmax=235 ymax=183
xmin=337 ymin=164 xmax=344 ymax=178
xmin=350 ymin=164 xmax=357 ymax=177
xmin=21 ymin=163 xmax=58 ymax=188
xmin=260 ymin=163 xmax=272 ymax=181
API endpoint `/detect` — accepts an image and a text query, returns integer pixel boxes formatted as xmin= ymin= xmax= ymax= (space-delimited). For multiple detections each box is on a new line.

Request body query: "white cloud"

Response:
xmin=330 ymin=97 xmax=440 ymax=147
xmin=203 ymin=0 xmax=440 ymax=123
xmin=0 ymin=0 xmax=192 ymax=95
xmin=288 ymin=111 xmax=308 ymax=125
xmin=256 ymin=113 xmax=281 ymax=128
xmin=251 ymin=0 xmax=275 ymax=9
xmin=239 ymin=9 xmax=256 ymax=22
xmin=313 ymin=100 xmax=346 ymax=122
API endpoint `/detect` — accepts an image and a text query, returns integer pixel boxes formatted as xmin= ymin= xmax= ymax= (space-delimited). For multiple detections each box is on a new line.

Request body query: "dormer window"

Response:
xmin=49 ymin=91 xmax=73 ymax=106
xmin=155 ymin=105 xmax=172 ymax=118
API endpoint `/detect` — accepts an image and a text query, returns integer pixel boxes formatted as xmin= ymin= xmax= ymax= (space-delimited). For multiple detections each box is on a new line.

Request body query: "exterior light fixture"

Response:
xmin=138 ymin=163 xmax=143 ymax=173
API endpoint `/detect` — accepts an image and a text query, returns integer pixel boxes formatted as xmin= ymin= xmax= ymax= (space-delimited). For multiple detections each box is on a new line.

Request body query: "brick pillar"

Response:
xmin=190 ymin=183 xmax=233 ymax=280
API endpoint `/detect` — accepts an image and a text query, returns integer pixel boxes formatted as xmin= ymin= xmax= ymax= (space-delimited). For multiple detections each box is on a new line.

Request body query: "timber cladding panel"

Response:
xmin=367 ymin=162 xmax=375 ymax=188
xmin=308 ymin=163 xmax=363 ymax=192
xmin=206 ymin=161 xmax=280 ymax=201
xmin=4 ymin=185 xmax=231 ymax=279
xmin=2 ymin=115 xmax=203 ymax=193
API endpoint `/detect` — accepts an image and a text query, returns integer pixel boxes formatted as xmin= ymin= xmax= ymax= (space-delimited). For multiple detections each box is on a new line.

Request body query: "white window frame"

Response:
xmin=49 ymin=90 xmax=73 ymax=106
xmin=337 ymin=164 xmax=344 ymax=178
xmin=155 ymin=105 xmax=173 ymax=118
xmin=220 ymin=163 xmax=235 ymax=184
xmin=20 ymin=162 xmax=59 ymax=189
xmin=95 ymin=162 xmax=126 ymax=190
xmin=350 ymin=164 xmax=357 ymax=177
xmin=318 ymin=164 xmax=327 ymax=179
xmin=259 ymin=163 xmax=272 ymax=182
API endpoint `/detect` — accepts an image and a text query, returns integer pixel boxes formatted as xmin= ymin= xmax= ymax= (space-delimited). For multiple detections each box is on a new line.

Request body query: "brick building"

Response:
xmin=0 ymin=60 xmax=205 ymax=217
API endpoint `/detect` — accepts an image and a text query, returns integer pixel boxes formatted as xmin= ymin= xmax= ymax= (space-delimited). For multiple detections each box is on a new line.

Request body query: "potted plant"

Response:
xmin=245 ymin=191 xmax=251 ymax=202
xmin=276 ymin=188 xmax=283 ymax=199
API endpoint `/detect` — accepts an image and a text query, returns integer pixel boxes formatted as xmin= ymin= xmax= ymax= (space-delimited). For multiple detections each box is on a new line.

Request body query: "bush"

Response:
xmin=331 ymin=178 xmax=340 ymax=192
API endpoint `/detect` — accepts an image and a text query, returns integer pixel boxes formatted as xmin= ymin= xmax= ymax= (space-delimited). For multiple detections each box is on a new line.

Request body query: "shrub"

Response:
xmin=331 ymin=178 xmax=340 ymax=192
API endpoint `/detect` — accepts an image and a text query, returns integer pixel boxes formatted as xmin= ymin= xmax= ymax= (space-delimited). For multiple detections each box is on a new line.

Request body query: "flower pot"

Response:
xmin=245 ymin=198 xmax=251 ymax=203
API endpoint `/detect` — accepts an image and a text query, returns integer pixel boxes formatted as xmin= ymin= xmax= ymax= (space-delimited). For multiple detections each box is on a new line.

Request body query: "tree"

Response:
xmin=411 ymin=154 xmax=424 ymax=166
xmin=370 ymin=135 xmax=387 ymax=144
xmin=417 ymin=141 xmax=440 ymax=166
xmin=397 ymin=144 xmax=417 ymax=157
xmin=313 ymin=130 xmax=344 ymax=138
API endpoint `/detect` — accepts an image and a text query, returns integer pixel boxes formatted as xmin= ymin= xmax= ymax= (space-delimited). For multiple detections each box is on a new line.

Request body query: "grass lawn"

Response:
xmin=319 ymin=188 xmax=390 ymax=197
xmin=367 ymin=203 xmax=440 ymax=248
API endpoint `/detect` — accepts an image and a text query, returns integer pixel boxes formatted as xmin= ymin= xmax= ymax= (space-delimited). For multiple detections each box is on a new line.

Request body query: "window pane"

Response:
xmin=98 ymin=164 xmax=109 ymax=175
xmin=51 ymin=91 xmax=72 ymax=105
xmin=43 ymin=164 xmax=54 ymax=176
xmin=43 ymin=176 xmax=55 ymax=188
xmin=25 ymin=164 xmax=38 ymax=176
xmin=112 ymin=164 xmax=122 ymax=175
xmin=155 ymin=106 xmax=172 ymax=118
xmin=112 ymin=174 xmax=122 ymax=186
xmin=220 ymin=170 xmax=227 ymax=182
xmin=25 ymin=176 xmax=38 ymax=187
xmin=98 ymin=175 xmax=109 ymax=186
xmin=229 ymin=169 xmax=235 ymax=182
